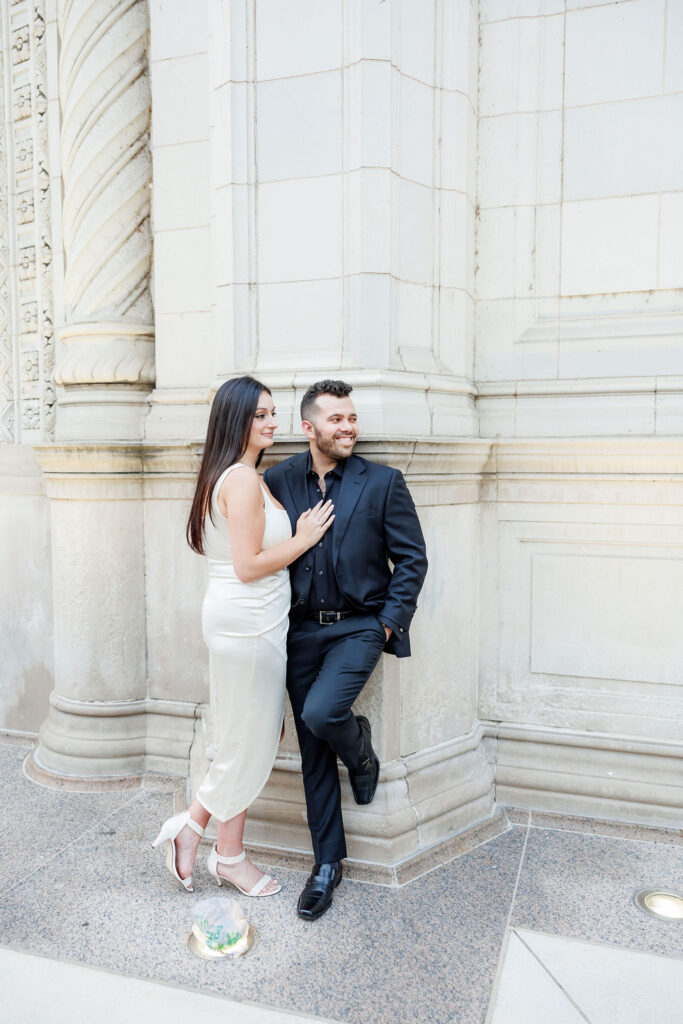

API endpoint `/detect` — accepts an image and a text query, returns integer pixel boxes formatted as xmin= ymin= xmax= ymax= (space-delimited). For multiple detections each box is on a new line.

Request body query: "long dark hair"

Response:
xmin=186 ymin=376 xmax=271 ymax=555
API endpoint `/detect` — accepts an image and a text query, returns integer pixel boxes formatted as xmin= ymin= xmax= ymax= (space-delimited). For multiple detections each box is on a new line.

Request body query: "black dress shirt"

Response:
xmin=305 ymin=454 xmax=348 ymax=615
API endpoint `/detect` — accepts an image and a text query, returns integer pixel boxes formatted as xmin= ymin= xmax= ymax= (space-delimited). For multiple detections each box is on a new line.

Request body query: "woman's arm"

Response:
xmin=219 ymin=466 xmax=333 ymax=583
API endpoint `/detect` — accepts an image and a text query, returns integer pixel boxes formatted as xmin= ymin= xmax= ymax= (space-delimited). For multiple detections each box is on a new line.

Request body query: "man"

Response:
xmin=264 ymin=380 xmax=427 ymax=920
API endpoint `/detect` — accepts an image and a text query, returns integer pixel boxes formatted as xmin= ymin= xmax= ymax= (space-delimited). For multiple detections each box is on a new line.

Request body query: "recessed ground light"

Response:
xmin=634 ymin=888 xmax=683 ymax=922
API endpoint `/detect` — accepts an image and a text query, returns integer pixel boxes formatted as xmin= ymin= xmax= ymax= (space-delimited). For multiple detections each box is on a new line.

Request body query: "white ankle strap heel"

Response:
xmin=151 ymin=811 xmax=204 ymax=892
xmin=206 ymin=845 xmax=281 ymax=897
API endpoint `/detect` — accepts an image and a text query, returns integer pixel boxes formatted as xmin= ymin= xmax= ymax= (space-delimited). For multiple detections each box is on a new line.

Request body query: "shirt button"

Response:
xmin=318 ymin=570 xmax=324 ymax=575
xmin=318 ymin=542 xmax=323 ymax=547
xmin=298 ymin=598 xmax=305 ymax=606
xmin=305 ymin=565 xmax=311 ymax=571
xmin=321 ymin=599 xmax=325 ymax=604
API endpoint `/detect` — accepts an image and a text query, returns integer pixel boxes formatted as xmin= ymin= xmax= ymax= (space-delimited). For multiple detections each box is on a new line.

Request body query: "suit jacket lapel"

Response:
xmin=332 ymin=455 xmax=367 ymax=564
xmin=283 ymin=452 xmax=310 ymax=528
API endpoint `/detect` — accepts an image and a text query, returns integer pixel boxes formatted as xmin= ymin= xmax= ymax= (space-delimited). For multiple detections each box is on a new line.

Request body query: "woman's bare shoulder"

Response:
xmin=218 ymin=464 xmax=261 ymax=516
xmin=222 ymin=463 xmax=259 ymax=486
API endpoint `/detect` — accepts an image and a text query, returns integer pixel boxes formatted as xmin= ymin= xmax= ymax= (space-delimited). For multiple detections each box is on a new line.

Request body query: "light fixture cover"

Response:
xmin=634 ymin=888 xmax=683 ymax=922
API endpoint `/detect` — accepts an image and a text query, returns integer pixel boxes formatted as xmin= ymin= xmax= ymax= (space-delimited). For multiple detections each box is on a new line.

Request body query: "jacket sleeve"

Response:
xmin=379 ymin=470 xmax=428 ymax=639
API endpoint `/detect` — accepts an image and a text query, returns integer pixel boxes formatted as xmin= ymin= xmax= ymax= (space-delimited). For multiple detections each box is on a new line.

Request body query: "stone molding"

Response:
xmin=35 ymin=433 xmax=683 ymax=482
xmin=492 ymin=722 xmax=683 ymax=829
xmin=478 ymin=376 xmax=683 ymax=398
xmin=245 ymin=720 xmax=683 ymax=855
xmin=518 ymin=308 xmax=683 ymax=347
xmin=482 ymin=438 xmax=683 ymax=478
xmin=33 ymin=435 xmax=683 ymax=513
xmin=244 ymin=368 xmax=477 ymax=399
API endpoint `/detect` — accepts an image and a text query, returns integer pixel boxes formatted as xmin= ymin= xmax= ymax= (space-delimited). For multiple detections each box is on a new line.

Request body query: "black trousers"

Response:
xmin=286 ymin=613 xmax=386 ymax=863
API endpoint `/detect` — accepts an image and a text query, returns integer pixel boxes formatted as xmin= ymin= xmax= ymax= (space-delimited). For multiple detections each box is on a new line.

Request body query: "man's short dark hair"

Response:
xmin=300 ymin=379 xmax=353 ymax=422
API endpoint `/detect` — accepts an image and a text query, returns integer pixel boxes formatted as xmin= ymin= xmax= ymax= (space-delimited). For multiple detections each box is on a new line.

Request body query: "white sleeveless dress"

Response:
xmin=195 ymin=463 xmax=292 ymax=822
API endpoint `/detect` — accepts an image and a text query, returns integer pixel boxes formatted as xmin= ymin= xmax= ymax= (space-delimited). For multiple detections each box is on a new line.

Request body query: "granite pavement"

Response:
xmin=1 ymin=738 xmax=681 ymax=1024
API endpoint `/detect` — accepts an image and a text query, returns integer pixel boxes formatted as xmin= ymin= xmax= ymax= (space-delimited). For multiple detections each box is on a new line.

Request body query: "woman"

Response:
xmin=152 ymin=376 xmax=334 ymax=897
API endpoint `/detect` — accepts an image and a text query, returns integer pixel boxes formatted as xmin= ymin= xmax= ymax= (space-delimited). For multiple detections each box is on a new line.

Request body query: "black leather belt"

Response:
xmin=307 ymin=610 xmax=354 ymax=625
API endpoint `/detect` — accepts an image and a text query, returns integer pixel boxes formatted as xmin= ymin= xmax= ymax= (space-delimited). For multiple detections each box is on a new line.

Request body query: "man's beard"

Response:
xmin=314 ymin=427 xmax=357 ymax=461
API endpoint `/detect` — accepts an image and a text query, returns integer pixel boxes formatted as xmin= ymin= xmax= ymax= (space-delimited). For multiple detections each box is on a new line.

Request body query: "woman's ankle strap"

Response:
xmin=214 ymin=847 xmax=246 ymax=866
xmin=185 ymin=814 xmax=204 ymax=837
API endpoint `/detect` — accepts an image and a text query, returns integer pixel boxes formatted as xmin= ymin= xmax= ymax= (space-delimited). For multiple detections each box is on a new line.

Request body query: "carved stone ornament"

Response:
xmin=18 ymin=246 xmax=36 ymax=280
xmin=13 ymin=83 xmax=31 ymax=120
xmin=22 ymin=350 xmax=39 ymax=382
xmin=55 ymin=323 xmax=155 ymax=387
xmin=15 ymin=138 xmax=32 ymax=172
xmin=11 ymin=25 xmax=30 ymax=66
xmin=17 ymin=189 xmax=34 ymax=224
xmin=0 ymin=0 xmax=56 ymax=442
xmin=21 ymin=302 xmax=38 ymax=334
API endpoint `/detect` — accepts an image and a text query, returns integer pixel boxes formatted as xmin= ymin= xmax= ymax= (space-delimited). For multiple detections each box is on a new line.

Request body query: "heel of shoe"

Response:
xmin=151 ymin=828 xmax=166 ymax=850
xmin=151 ymin=811 xmax=185 ymax=850
xmin=152 ymin=811 xmax=204 ymax=892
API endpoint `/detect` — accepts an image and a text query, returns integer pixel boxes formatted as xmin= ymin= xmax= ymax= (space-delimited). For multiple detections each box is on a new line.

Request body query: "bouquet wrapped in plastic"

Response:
xmin=191 ymin=897 xmax=250 ymax=957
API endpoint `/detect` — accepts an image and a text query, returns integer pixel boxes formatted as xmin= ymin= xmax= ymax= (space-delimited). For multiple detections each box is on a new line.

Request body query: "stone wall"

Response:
xmin=0 ymin=0 xmax=681 ymax=859
xmin=473 ymin=0 xmax=683 ymax=825
xmin=476 ymin=0 xmax=683 ymax=435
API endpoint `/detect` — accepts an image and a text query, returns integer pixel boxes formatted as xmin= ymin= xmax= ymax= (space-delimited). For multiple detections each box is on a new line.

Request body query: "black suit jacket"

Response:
xmin=264 ymin=452 xmax=428 ymax=658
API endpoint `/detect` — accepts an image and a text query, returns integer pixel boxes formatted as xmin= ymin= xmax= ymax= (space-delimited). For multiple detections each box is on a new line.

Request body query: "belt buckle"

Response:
xmin=319 ymin=611 xmax=337 ymax=625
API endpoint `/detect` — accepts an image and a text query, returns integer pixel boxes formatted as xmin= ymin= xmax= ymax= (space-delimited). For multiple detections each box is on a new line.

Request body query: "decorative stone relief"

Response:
xmin=55 ymin=0 xmax=154 ymax=394
xmin=15 ymin=138 xmax=32 ymax=172
xmin=21 ymin=300 xmax=37 ymax=333
xmin=13 ymin=83 xmax=31 ymax=119
xmin=0 ymin=0 xmax=55 ymax=443
xmin=21 ymin=396 xmax=39 ymax=428
xmin=17 ymin=189 xmax=34 ymax=224
xmin=22 ymin=350 xmax=38 ymax=382
xmin=12 ymin=24 xmax=30 ymax=65
xmin=18 ymin=246 xmax=36 ymax=279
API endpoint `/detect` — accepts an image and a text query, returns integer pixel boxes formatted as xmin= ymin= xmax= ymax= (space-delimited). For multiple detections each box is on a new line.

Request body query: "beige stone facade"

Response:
xmin=1 ymin=1 xmax=681 ymax=866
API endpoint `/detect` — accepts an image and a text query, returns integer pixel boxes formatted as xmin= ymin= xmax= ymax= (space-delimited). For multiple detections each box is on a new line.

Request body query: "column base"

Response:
xmin=36 ymin=694 xmax=197 ymax=778
xmin=240 ymin=729 xmax=496 ymax=867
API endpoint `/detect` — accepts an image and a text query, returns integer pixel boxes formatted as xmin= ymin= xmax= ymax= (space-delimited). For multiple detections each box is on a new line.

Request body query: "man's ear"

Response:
xmin=301 ymin=419 xmax=315 ymax=441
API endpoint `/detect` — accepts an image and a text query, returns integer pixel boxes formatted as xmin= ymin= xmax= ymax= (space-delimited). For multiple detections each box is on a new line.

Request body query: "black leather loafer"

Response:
xmin=297 ymin=861 xmax=343 ymax=920
xmin=348 ymin=715 xmax=380 ymax=805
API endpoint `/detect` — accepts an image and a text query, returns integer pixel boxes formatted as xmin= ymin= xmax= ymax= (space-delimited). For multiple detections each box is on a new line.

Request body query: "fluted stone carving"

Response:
xmin=55 ymin=0 xmax=154 ymax=403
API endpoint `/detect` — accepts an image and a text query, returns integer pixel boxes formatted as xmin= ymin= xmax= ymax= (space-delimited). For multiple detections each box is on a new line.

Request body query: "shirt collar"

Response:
xmin=306 ymin=451 xmax=345 ymax=480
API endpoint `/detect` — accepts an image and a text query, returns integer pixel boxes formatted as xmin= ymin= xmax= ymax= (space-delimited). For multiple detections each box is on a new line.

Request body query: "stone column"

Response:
xmin=54 ymin=0 xmax=154 ymax=441
xmin=34 ymin=0 xmax=156 ymax=776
